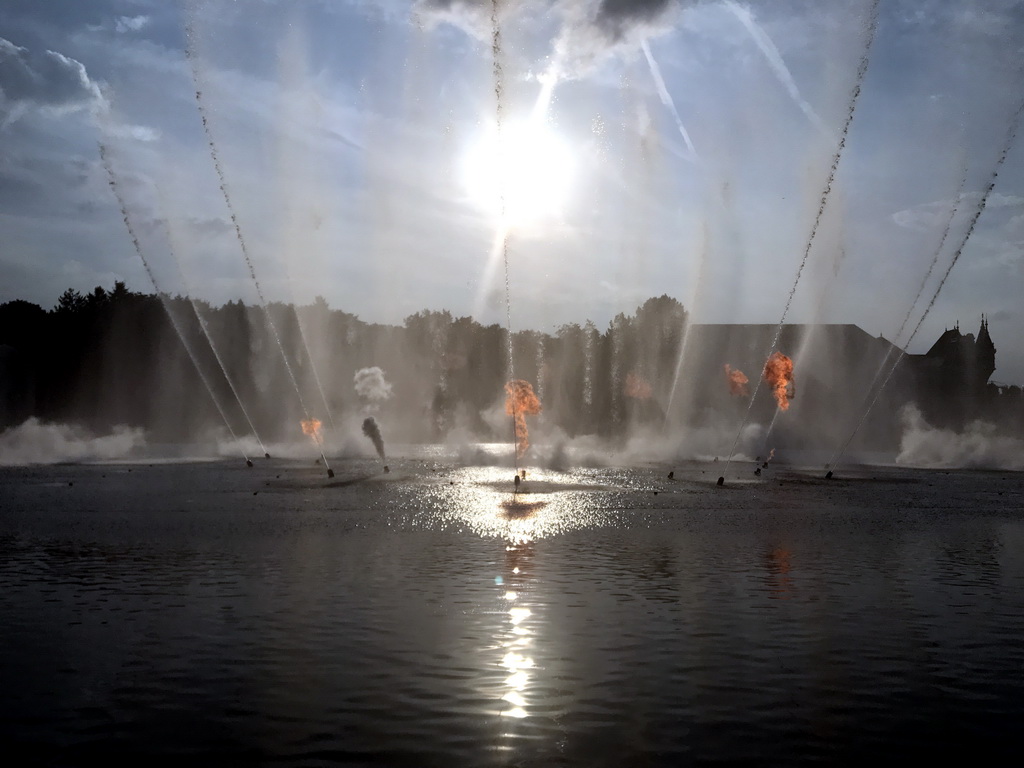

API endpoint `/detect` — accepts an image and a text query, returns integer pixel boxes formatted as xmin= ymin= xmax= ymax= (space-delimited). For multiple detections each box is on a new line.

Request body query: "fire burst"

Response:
xmin=300 ymin=418 xmax=323 ymax=444
xmin=624 ymin=372 xmax=653 ymax=399
xmin=724 ymin=364 xmax=749 ymax=397
xmin=505 ymin=380 xmax=542 ymax=460
xmin=763 ymin=352 xmax=795 ymax=411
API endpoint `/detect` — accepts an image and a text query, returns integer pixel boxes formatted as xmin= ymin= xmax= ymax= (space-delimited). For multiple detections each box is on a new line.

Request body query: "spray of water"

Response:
xmin=184 ymin=18 xmax=333 ymax=475
xmin=274 ymin=25 xmax=339 ymax=431
xmin=721 ymin=0 xmax=880 ymax=480
xmin=724 ymin=0 xmax=829 ymax=137
xmin=99 ymin=142 xmax=250 ymax=464
xmin=826 ymin=96 xmax=1024 ymax=475
xmin=156 ymin=201 xmax=270 ymax=459
xmin=666 ymin=219 xmax=709 ymax=419
xmin=641 ymin=39 xmax=697 ymax=159
xmin=825 ymin=168 xmax=970 ymax=453
xmin=490 ymin=0 xmax=520 ymax=471
xmin=892 ymin=167 xmax=969 ymax=348
xmin=293 ymin=308 xmax=336 ymax=429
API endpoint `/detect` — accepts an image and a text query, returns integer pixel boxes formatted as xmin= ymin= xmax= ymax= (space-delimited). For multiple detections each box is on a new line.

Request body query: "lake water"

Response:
xmin=2 ymin=455 xmax=1023 ymax=765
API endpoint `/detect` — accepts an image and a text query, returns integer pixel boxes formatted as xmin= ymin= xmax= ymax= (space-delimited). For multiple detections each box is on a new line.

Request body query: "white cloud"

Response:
xmin=892 ymin=192 xmax=1024 ymax=231
xmin=106 ymin=122 xmax=161 ymax=142
xmin=0 ymin=37 xmax=104 ymax=125
xmin=115 ymin=15 xmax=151 ymax=34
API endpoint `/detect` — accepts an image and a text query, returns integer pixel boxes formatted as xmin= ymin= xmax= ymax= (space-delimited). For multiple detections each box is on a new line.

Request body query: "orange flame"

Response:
xmin=724 ymin=364 xmax=749 ymax=397
xmin=505 ymin=380 xmax=542 ymax=460
xmin=624 ymin=372 xmax=653 ymax=399
xmin=300 ymin=418 xmax=323 ymax=444
xmin=763 ymin=352 xmax=795 ymax=410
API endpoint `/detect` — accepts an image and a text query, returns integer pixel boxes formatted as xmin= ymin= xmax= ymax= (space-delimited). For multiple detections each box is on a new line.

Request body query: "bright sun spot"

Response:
xmin=463 ymin=118 xmax=574 ymax=228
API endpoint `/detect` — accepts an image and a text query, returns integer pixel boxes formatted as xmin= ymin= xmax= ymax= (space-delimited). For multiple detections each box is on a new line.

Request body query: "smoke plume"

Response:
xmin=0 ymin=418 xmax=145 ymax=465
xmin=362 ymin=416 xmax=386 ymax=461
xmin=897 ymin=404 xmax=1024 ymax=470
xmin=354 ymin=367 xmax=393 ymax=402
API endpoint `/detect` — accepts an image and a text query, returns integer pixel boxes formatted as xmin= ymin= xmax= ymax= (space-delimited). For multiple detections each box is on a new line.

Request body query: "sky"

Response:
xmin=2 ymin=0 xmax=1024 ymax=381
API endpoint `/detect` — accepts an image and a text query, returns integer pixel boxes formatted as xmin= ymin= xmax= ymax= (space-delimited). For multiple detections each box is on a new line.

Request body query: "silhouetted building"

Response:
xmin=672 ymin=319 xmax=1012 ymax=451
xmin=905 ymin=317 xmax=996 ymax=428
xmin=674 ymin=323 xmax=905 ymax=450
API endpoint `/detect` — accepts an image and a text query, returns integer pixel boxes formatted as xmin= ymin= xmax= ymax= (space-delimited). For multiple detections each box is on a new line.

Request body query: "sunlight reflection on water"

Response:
xmin=413 ymin=465 xmax=616 ymax=542
xmin=495 ymin=537 xmax=538 ymax=734
xmin=406 ymin=465 xmax=627 ymax=731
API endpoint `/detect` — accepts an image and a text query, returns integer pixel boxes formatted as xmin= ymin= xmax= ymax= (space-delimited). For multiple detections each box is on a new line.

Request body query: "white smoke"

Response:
xmin=550 ymin=0 xmax=691 ymax=80
xmin=0 ymin=418 xmax=146 ymax=465
xmin=671 ymin=419 xmax=765 ymax=462
xmin=896 ymin=404 xmax=1024 ymax=470
xmin=353 ymin=366 xmax=393 ymax=401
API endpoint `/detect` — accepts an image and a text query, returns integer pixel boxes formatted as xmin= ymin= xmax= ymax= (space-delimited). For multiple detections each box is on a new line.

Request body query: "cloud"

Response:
xmin=105 ymin=122 xmax=161 ymax=142
xmin=892 ymin=192 xmax=1024 ymax=231
xmin=115 ymin=15 xmax=151 ymax=34
xmin=413 ymin=0 xmax=692 ymax=76
xmin=891 ymin=199 xmax=956 ymax=231
xmin=185 ymin=216 xmax=233 ymax=237
xmin=412 ymin=0 xmax=495 ymax=38
xmin=986 ymin=192 xmax=1024 ymax=209
xmin=0 ymin=37 xmax=103 ymax=125
xmin=989 ymin=307 xmax=1019 ymax=322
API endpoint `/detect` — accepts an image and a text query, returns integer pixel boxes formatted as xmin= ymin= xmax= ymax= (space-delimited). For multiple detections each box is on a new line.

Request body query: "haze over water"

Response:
xmin=2 ymin=456 xmax=1022 ymax=764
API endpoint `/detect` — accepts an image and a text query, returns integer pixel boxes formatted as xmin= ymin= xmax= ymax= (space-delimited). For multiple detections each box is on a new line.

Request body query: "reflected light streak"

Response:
xmin=498 ymin=541 xmax=536 ymax=721
xmin=400 ymin=466 xmax=612 ymax=731
xmin=765 ymin=546 xmax=795 ymax=600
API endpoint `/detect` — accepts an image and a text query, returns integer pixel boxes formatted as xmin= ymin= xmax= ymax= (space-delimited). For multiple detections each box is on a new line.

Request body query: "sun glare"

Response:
xmin=463 ymin=119 xmax=574 ymax=228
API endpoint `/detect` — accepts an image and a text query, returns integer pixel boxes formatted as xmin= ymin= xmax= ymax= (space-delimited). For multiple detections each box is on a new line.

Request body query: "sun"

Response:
xmin=463 ymin=118 xmax=574 ymax=228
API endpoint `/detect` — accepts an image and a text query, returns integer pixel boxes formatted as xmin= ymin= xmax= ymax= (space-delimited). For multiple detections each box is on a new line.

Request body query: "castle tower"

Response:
xmin=976 ymin=314 xmax=996 ymax=383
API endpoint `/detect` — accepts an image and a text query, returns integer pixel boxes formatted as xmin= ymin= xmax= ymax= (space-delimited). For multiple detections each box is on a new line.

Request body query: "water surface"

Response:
xmin=2 ymin=458 xmax=1022 ymax=765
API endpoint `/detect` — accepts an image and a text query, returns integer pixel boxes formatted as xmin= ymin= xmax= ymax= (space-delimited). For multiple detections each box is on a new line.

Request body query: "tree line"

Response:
xmin=5 ymin=285 xmax=1020 ymax=447
xmin=0 ymin=284 xmax=692 ymax=443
